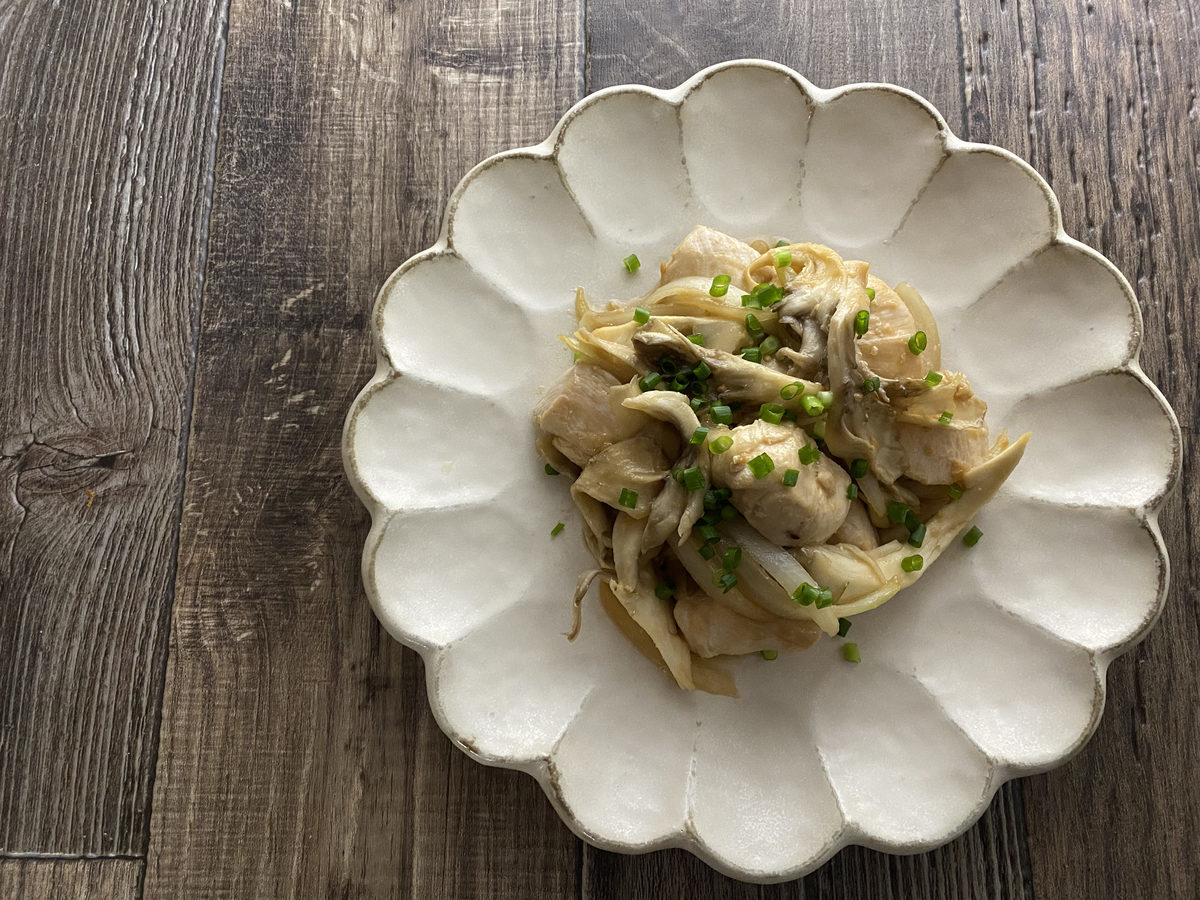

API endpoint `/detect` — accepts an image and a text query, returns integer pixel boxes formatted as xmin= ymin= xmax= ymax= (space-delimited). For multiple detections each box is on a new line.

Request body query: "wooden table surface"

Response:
xmin=2 ymin=1 xmax=1196 ymax=897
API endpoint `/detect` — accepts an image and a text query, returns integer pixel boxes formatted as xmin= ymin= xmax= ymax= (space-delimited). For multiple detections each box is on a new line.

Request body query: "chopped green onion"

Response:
xmin=837 ymin=617 xmax=852 ymax=638
xmin=759 ymin=335 xmax=781 ymax=356
xmin=633 ymin=306 xmax=650 ymax=325
xmin=849 ymin=458 xmax=868 ymax=478
xmin=683 ymin=466 xmax=705 ymax=491
xmin=924 ymin=370 xmax=944 ymax=386
xmin=775 ymin=248 xmax=793 ymax=267
xmin=711 ymin=405 xmax=733 ymax=425
xmin=908 ymin=523 xmax=926 ymax=548
xmin=671 ymin=467 xmax=685 ymax=483
xmin=697 ymin=523 xmax=720 ymax=544
xmin=698 ymin=543 xmax=716 ymax=560
xmin=812 ymin=420 xmax=826 ymax=440
xmin=854 ymin=309 xmax=870 ymax=336
xmin=886 ymin=501 xmax=910 ymax=524
xmin=865 ymin=286 xmax=876 ymax=301
xmin=938 ymin=410 xmax=954 ymax=425
xmin=775 ymin=239 xmax=790 ymax=247
xmin=908 ymin=330 xmax=927 ymax=354
xmin=759 ymin=402 xmax=785 ymax=425
xmin=623 ymin=254 xmax=641 ymax=272
xmin=780 ymin=381 xmax=803 ymax=400
xmin=741 ymin=293 xmax=763 ymax=309
xmin=747 ymin=452 xmax=775 ymax=479
xmin=963 ymin=525 xmax=983 ymax=547
xmin=817 ymin=390 xmax=835 ymax=408
xmin=655 ymin=582 xmax=675 ymax=600
xmin=792 ymin=582 xmax=821 ymax=605
xmin=687 ymin=333 xmax=706 ymax=345
xmin=782 ymin=468 xmax=799 ymax=487
xmin=720 ymin=504 xmax=737 ymax=521
xmin=814 ymin=588 xmax=835 ymax=608
xmin=638 ymin=372 xmax=661 ymax=392
xmin=551 ymin=522 xmax=565 ymax=537
xmin=800 ymin=395 xmax=825 ymax=417
xmin=692 ymin=361 xmax=712 ymax=380
xmin=544 ymin=463 xmax=559 ymax=476
xmin=721 ymin=546 xmax=742 ymax=570
xmin=900 ymin=554 xmax=924 ymax=572
xmin=846 ymin=484 xmax=859 ymax=500
xmin=798 ymin=444 xmax=820 ymax=465
xmin=862 ymin=376 xmax=881 ymax=393
xmin=740 ymin=347 xmax=762 ymax=363
xmin=690 ymin=398 xmax=708 ymax=413
xmin=689 ymin=427 xmax=710 ymax=445
xmin=745 ymin=313 xmax=764 ymax=336
xmin=948 ymin=483 xmax=965 ymax=500
xmin=716 ymin=571 xmax=739 ymax=593
xmin=904 ymin=509 xmax=921 ymax=532
xmin=709 ymin=435 xmax=734 ymax=454
xmin=749 ymin=283 xmax=782 ymax=306
xmin=670 ymin=376 xmax=689 ymax=391
xmin=842 ymin=642 xmax=861 ymax=663
xmin=618 ymin=488 xmax=638 ymax=509
xmin=760 ymin=649 xmax=779 ymax=661
xmin=709 ymin=274 xmax=731 ymax=297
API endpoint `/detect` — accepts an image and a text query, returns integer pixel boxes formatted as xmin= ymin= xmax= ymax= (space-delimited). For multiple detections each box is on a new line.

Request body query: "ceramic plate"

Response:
xmin=343 ymin=60 xmax=1181 ymax=881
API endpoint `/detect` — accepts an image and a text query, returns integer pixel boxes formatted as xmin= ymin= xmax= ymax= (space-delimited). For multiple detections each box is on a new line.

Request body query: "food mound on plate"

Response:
xmin=534 ymin=226 xmax=1028 ymax=695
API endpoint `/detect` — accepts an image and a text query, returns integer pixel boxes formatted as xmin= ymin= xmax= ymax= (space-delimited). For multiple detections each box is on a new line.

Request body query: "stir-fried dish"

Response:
xmin=535 ymin=226 xmax=1029 ymax=695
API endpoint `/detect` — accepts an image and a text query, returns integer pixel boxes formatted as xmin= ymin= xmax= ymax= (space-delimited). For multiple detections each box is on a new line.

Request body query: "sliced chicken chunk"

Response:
xmin=709 ymin=420 xmax=851 ymax=547
xmin=660 ymin=225 xmax=760 ymax=291
xmin=534 ymin=363 xmax=646 ymax=467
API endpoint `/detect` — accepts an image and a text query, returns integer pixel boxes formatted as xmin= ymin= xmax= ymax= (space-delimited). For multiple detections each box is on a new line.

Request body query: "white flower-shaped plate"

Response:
xmin=343 ymin=60 xmax=1181 ymax=882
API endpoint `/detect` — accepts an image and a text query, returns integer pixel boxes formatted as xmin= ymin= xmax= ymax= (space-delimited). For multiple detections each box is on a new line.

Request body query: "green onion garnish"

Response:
xmin=741 ymin=346 xmax=762 ymax=363
xmin=722 ymin=546 xmax=742 ymax=570
xmin=854 ymin=309 xmax=870 ymax=336
xmin=775 ymin=239 xmax=790 ymax=247
xmin=633 ymin=306 xmax=650 ymax=324
xmin=671 ymin=467 xmax=685 ymax=483
xmin=747 ymin=452 xmax=775 ymax=479
xmin=817 ymin=390 xmax=835 ymax=408
xmin=741 ymin=294 xmax=763 ymax=309
xmin=865 ymin=287 xmax=876 ymax=301
xmin=749 ymin=283 xmax=782 ymax=306
xmin=900 ymin=554 xmax=924 ymax=572
xmin=843 ymin=642 xmax=861 ymax=663
xmin=716 ymin=571 xmax=738 ymax=593
xmin=690 ymin=397 xmax=707 ymax=412
xmin=544 ymin=463 xmax=559 ymax=476
xmin=759 ymin=335 xmax=781 ymax=357
xmin=655 ymin=582 xmax=675 ymax=600
xmin=760 ymin=402 xmax=785 ymax=425
xmin=687 ymin=333 xmax=705 ymax=345
xmin=780 ymin=382 xmax=803 ymax=400
xmin=886 ymin=501 xmax=910 ymax=524
xmin=904 ymin=509 xmax=921 ymax=532
xmin=849 ymin=458 xmax=868 ymax=478
xmin=711 ymin=405 xmax=733 ymax=425
xmin=782 ymin=468 xmax=799 ymax=487
xmin=924 ymin=370 xmax=943 ymax=386
xmin=938 ymin=410 xmax=954 ymax=425
xmin=837 ymin=617 xmax=852 ymax=638
xmin=798 ymin=444 xmax=820 ymax=465
xmin=862 ymin=376 xmax=881 ymax=393
xmin=800 ymin=395 xmax=825 ymax=417
xmin=709 ymin=435 xmax=734 ymax=454
xmin=775 ymin=249 xmax=792 ymax=267
xmin=814 ymin=586 xmax=835 ymax=608
xmin=792 ymin=582 xmax=821 ymax=605
xmin=692 ymin=361 xmax=712 ymax=380
xmin=623 ymin=254 xmax=641 ymax=273
xmin=963 ymin=525 xmax=983 ymax=547
xmin=745 ymin=313 xmax=764 ymax=336
xmin=698 ymin=543 xmax=716 ymax=560
xmin=683 ymin=466 xmax=705 ymax=491
xmin=812 ymin=420 xmax=826 ymax=440
xmin=760 ymin=649 xmax=779 ymax=661
xmin=638 ymin=372 xmax=661 ymax=392
xmin=908 ymin=330 xmax=928 ymax=354
xmin=709 ymin=274 xmax=731 ymax=297
xmin=948 ymin=483 xmax=965 ymax=500
xmin=908 ymin=523 xmax=926 ymax=548
xmin=689 ymin=427 xmax=710 ymax=445
xmin=618 ymin=488 xmax=638 ymax=509
xmin=551 ymin=522 xmax=565 ymax=537
xmin=698 ymin=523 xmax=720 ymax=543
xmin=846 ymin=484 xmax=859 ymax=500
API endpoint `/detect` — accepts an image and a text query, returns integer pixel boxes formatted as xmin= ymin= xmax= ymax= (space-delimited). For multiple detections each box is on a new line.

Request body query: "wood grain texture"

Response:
xmin=0 ymin=0 xmax=226 ymax=854
xmin=0 ymin=858 xmax=141 ymax=900
xmin=956 ymin=2 xmax=1200 ymax=898
xmin=143 ymin=0 xmax=583 ymax=896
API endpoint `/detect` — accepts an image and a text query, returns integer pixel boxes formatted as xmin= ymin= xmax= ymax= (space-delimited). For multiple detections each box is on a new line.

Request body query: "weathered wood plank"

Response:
xmin=0 ymin=1 xmax=226 ymax=854
xmin=956 ymin=2 xmax=1199 ymax=898
xmin=143 ymin=0 xmax=583 ymax=896
xmin=0 ymin=858 xmax=141 ymax=900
